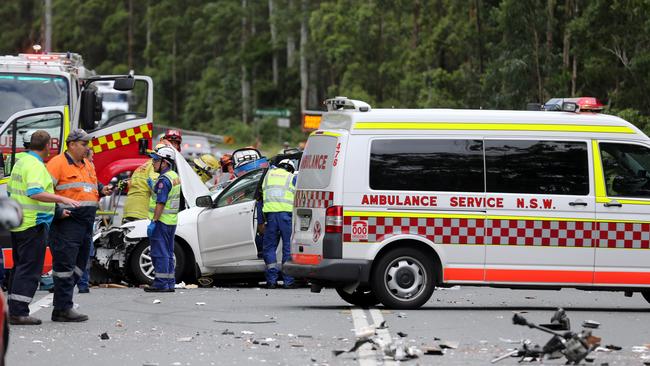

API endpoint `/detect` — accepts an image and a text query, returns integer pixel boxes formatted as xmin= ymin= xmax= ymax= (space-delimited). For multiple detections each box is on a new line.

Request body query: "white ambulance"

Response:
xmin=284 ymin=96 xmax=650 ymax=309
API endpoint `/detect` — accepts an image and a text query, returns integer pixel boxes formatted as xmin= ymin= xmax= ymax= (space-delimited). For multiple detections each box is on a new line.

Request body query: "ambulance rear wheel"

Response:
xmin=371 ymin=247 xmax=435 ymax=309
xmin=642 ymin=291 xmax=650 ymax=304
xmin=335 ymin=287 xmax=380 ymax=307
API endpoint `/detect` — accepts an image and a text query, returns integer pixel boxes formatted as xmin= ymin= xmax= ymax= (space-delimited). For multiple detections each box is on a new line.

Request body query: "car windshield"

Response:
xmin=0 ymin=73 xmax=69 ymax=123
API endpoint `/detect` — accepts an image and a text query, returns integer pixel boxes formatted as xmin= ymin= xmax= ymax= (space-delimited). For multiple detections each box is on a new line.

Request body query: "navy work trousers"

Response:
xmin=262 ymin=212 xmax=294 ymax=286
xmin=149 ymin=221 xmax=176 ymax=290
xmin=8 ymin=224 xmax=47 ymax=316
xmin=50 ymin=209 xmax=94 ymax=310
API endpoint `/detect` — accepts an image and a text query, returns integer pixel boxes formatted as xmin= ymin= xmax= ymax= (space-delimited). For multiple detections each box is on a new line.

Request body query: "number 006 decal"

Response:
xmin=351 ymin=220 xmax=368 ymax=241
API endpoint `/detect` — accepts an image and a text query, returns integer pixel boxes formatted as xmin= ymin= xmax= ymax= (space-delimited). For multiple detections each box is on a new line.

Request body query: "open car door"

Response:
xmin=195 ymin=169 xmax=263 ymax=266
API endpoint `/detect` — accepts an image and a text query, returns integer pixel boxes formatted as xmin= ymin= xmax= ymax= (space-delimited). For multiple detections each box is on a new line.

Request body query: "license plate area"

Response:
xmin=297 ymin=209 xmax=312 ymax=231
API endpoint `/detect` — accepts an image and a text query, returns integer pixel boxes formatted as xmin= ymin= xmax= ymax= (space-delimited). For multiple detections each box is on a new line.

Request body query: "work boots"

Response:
xmin=51 ymin=308 xmax=89 ymax=322
xmin=9 ymin=315 xmax=42 ymax=325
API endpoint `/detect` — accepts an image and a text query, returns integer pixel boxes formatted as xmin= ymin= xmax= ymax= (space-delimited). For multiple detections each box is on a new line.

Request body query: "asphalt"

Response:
xmin=7 ymin=285 xmax=650 ymax=366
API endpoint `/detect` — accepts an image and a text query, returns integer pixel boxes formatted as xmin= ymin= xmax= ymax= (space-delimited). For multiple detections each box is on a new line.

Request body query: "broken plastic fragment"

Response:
xmin=99 ymin=332 xmax=110 ymax=340
xmin=176 ymin=337 xmax=193 ymax=342
xmin=152 ymin=299 xmax=161 ymax=304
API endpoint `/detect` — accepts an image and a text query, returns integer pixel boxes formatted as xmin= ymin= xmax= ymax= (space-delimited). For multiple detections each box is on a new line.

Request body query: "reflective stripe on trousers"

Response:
xmin=8 ymin=293 xmax=33 ymax=303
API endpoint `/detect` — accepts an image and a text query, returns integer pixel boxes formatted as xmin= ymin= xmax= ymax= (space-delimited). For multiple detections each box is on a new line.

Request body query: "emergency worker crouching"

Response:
xmin=47 ymin=129 xmax=112 ymax=322
xmin=261 ymin=159 xmax=296 ymax=289
xmin=144 ymin=146 xmax=181 ymax=293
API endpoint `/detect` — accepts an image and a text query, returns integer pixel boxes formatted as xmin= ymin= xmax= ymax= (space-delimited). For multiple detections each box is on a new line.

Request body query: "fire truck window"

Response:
xmin=600 ymin=142 xmax=650 ymax=198
xmin=485 ymin=140 xmax=589 ymax=195
xmin=0 ymin=112 xmax=63 ymax=175
xmin=370 ymin=139 xmax=484 ymax=192
xmin=93 ymin=79 xmax=148 ymax=130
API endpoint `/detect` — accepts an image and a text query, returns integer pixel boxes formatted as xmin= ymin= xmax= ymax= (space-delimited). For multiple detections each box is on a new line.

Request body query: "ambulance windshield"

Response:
xmin=0 ymin=73 xmax=69 ymax=123
xmin=297 ymin=135 xmax=337 ymax=189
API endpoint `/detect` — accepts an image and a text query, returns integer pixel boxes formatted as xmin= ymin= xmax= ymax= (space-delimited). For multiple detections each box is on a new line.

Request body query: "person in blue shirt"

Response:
xmin=144 ymin=146 xmax=181 ymax=293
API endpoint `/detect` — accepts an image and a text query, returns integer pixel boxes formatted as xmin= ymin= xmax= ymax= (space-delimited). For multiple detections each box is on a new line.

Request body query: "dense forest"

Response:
xmin=2 ymin=0 xmax=650 ymax=144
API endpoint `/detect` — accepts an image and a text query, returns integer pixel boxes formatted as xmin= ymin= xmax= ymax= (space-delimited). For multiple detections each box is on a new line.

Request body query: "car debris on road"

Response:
xmin=492 ymin=309 xmax=620 ymax=364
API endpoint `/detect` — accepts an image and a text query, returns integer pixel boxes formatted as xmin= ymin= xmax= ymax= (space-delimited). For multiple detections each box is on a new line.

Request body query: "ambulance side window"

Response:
xmin=485 ymin=140 xmax=589 ymax=195
xmin=369 ymin=139 xmax=484 ymax=192
xmin=0 ymin=112 xmax=63 ymax=176
xmin=600 ymin=142 xmax=650 ymax=198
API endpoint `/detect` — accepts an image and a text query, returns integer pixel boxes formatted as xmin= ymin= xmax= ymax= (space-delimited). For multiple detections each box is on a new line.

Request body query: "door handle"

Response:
xmin=569 ymin=201 xmax=588 ymax=207
xmin=604 ymin=200 xmax=622 ymax=208
xmin=238 ymin=210 xmax=251 ymax=215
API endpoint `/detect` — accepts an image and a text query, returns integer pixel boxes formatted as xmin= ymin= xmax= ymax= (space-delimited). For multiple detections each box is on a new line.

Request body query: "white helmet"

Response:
xmin=22 ymin=130 xmax=36 ymax=148
xmin=278 ymin=159 xmax=296 ymax=173
xmin=150 ymin=145 xmax=176 ymax=163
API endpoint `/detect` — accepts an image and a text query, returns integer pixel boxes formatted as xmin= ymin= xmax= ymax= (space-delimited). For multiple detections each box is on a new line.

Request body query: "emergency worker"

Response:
xmin=47 ymin=129 xmax=111 ymax=322
xmin=163 ymin=129 xmax=182 ymax=152
xmin=122 ymin=143 xmax=168 ymax=222
xmin=261 ymin=159 xmax=296 ymax=289
xmin=144 ymin=146 xmax=181 ymax=293
xmin=7 ymin=130 xmax=80 ymax=325
xmin=193 ymin=154 xmax=220 ymax=184
xmin=216 ymin=154 xmax=235 ymax=186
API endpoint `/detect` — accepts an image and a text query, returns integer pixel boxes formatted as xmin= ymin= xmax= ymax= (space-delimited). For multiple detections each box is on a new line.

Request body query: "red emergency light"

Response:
xmin=21 ymin=54 xmax=61 ymax=62
xmin=571 ymin=97 xmax=604 ymax=112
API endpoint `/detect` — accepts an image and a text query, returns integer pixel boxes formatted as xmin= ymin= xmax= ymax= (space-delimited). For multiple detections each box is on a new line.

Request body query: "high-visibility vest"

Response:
xmin=262 ymin=168 xmax=295 ymax=213
xmin=148 ymin=170 xmax=181 ymax=226
xmin=46 ymin=152 xmax=99 ymax=208
xmin=123 ymin=160 xmax=159 ymax=220
xmin=7 ymin=153 xmax=55 ymax=232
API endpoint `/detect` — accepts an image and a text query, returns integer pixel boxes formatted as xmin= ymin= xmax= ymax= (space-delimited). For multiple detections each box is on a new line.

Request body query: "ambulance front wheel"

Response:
xmin=335 ymin=287 xmax=380 ymax=307
xmin=642 ymin=291 xmax=650 ymax=304
xmin=370 ymin=247 xmax=435 ymax=309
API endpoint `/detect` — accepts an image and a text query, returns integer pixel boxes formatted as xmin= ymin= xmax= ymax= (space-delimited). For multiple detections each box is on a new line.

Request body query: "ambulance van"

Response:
xmin=284 ymin=96 xmax=650 ymax=309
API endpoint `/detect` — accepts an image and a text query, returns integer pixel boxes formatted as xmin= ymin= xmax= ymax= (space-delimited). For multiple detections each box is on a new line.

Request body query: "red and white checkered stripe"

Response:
xmin=294 ymin=190 xmax=334 ymax=209
xmin=343 ymin=216 xmax=650 ymax=249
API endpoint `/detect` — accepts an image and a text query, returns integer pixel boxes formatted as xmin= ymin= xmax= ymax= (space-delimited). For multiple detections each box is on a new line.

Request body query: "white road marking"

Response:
xmin=350 ymin=307 xmax=378 ymax=366
xmin=369 ymin=308 xmax=398 ymax=366
xmin=29 ymin=293 xmax=53 ymax=314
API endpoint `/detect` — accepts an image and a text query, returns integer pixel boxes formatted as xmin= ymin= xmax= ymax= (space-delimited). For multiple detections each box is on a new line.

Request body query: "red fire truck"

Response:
xmin=0 ymin=51 xmax=154 ymax=272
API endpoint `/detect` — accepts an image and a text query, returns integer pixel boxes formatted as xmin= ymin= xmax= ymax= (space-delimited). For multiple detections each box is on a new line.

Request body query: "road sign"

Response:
xmin=254 ymin=108 xmax=291 ymax=118
xmin=277 ymin=118 xmax=290 ymax=128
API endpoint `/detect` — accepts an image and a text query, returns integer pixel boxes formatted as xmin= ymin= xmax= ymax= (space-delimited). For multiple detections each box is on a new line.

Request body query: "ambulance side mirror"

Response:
xmin=195 ymin=195 xmax=213 ymax=208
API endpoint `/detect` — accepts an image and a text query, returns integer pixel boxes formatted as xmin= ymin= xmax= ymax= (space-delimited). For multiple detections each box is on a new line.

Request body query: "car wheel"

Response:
xmin=370 ymin=247 xmax=435 ymax=309
xmin=642 ymin=291 xmax=650 ymax=304
xmin=336 ymin=287 xmax=380 ymax=307
xmin=128 ymin=240 xmax=186 ymax=285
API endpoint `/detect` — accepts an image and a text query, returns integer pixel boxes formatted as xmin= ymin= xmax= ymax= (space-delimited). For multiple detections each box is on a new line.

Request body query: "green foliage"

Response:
xmin=2 ymin=0 xmax=650 ymax=142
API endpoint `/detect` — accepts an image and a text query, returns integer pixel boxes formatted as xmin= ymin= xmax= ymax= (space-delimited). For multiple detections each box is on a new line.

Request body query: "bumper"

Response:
xmin=284 ymin=259 xmax=372 ymax=286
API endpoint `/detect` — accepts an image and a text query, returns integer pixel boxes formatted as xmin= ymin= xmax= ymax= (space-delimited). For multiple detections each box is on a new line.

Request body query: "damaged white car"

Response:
xmin=92 ymin=150 xmax=270 ymax=285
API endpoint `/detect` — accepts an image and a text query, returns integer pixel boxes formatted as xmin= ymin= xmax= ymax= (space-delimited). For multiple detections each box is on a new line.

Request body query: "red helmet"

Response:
xmin=164 ymin=129 xmax=182 ymax=142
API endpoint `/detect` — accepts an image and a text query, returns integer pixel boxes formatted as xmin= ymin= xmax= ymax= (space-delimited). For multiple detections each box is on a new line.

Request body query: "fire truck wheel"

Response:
xmin=128 ymin=240 xmax=186 ymax=286
xmin=335 ymin=287 xmax=380 ymax=307
xmin=370 ymin=247 xmax=435 ymax=309
xmin=642 ymin=291 xmax=650 ymax=304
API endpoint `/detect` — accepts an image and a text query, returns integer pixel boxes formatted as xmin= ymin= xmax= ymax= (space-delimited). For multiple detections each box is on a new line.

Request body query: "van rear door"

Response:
xmin=292 ymin=131 xmax=347 ymax=264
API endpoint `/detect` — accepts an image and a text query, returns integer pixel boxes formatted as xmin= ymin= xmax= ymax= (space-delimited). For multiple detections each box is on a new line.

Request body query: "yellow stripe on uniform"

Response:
xmin=354 ymin=122 xmax=635 ymax=134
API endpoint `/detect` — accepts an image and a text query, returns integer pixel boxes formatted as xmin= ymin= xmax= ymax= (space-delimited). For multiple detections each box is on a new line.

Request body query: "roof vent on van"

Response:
xmin=324 ymin=96 xmax=372 ymax=113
